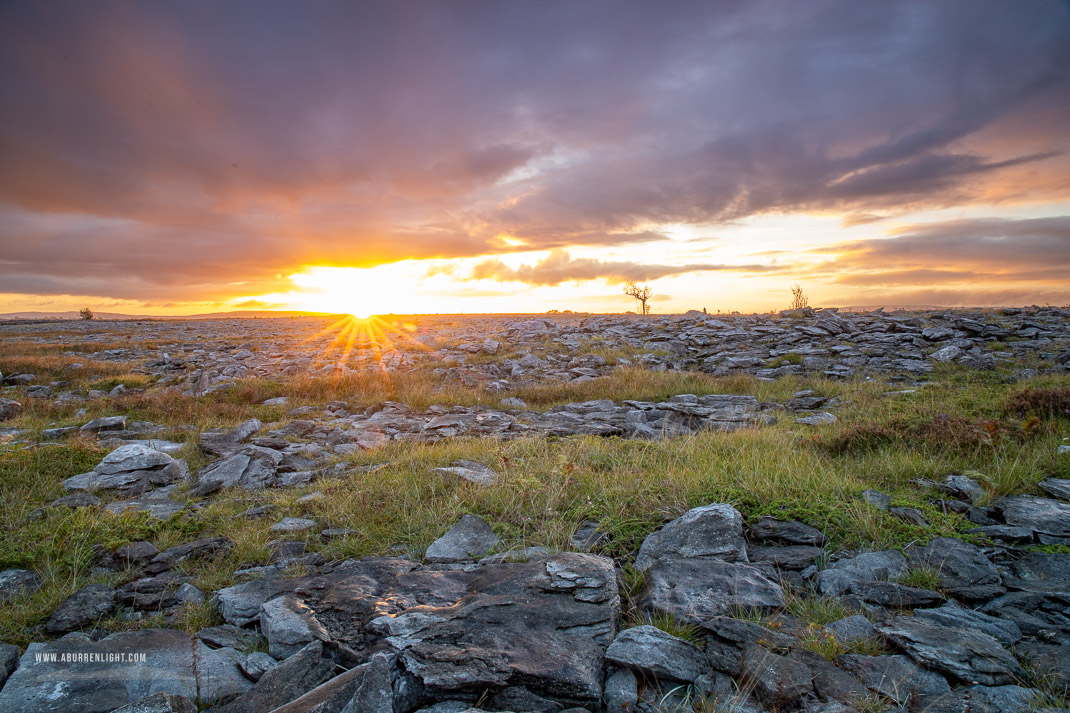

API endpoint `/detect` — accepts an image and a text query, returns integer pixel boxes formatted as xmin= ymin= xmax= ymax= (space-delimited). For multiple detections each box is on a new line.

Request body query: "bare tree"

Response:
xmin=79 ymin=307 xmax=94 ymax=321
xmin=623 ymin=282 xmax=653 ymax=315
xmin=789 ymin=284 xmax=808 ymax=311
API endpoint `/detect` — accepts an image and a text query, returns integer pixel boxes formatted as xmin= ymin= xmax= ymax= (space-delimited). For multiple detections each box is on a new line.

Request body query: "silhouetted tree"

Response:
xmin=79 ymin=307 xmax=94 ymax=321
xmin=624 ymin=283 xmax=652 ymax=315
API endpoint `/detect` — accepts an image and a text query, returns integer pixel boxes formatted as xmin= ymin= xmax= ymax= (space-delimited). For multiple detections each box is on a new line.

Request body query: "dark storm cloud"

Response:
xmin=469 ymin=249 xmax=777 ymax=286
xmin=1 ymin=0 xmax=1069 ymax=299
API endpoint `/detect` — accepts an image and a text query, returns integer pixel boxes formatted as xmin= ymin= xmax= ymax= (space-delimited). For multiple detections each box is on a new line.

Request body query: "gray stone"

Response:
xmin=877 ymin=616 xmax=1025 ymax=685
xmin=1017 ymin=642 xmax=1070 ymax=693
xmin=748 ymin=544 xmax=822 ymax=570
xmin=95 ymin=541 xmax=160 ymax=571
xmin=814 ymin=549 xmax=907 ymax=597
xmin=324 ymin=553 xmax=617 ymax=704
xmin=749 ymin=516 xmax=828 ymax=546
xmin=95 ymin=443 xmax=176 ymax=475
xmin=216 ymin=576 xmax=295 ymax=626
xmin=239 ymin=651 xmax=277 ymax=682
xmin=861 ymin=490 xmax=890 ymax=510
xmin=50 ymin=491 xmax=102 ymax=509
xmin=634 ymin=502 xmax=747 ymax=571
xmin=996 ymin=496 xmax=1070 ymax=544
xmin=838 ymin=653 xmax=950 ymax=706
xmin=104 ymin=498 xmax=186 ymax=519
xmin=0 ymin=568 xmax=41 ymax=602
xmin=940 ymin=474 xmax=986 ymax=504
xmin=107 ymin=693 xmax=198 ymax=713
xmin=260 ymin=594 xmax=330 ymax=660
xmin=1000 ymin=551 xmax=1070 ymax=594
xmin=0 ymin=398 xmax=22 ymax=421
xmin=270 ymin=517 xmax=318 ymax=534
xmin=0 ymin=629 xmax=250 ymax=712
xmin=80 ymin=415 xmax=126 ymax=433
xmin=268 ymin=663 xmax=369 ymax=713
xmin=921 ymin=684 xmax=1038 ymax=713
xmin=144 ymin=537 xmax=233 ymax=575
xmin=603 ymin=668 xmax=638 ymax=713
xmin=0 ymin=644 xmax=18 ymax=688
xmin=795 ymin=412 xmax=837 ymax=425
xmin=340 ymin=653 xmax=393 ymax=713
xmin=214 ymin=641 xmax=337 ymax=713
xmin=912 ymin=604 xmax=1022 ymax=646
xmin=852 ymin=580 xmax=943 ymax=609
xmin=45 ymin=583 xmax=117 ymax=634
xmin=425 ymin=514 xmax=499 ymax=563
xmin=639 ymin=558 xmax=784 ymax=623
xmin=740 ymin=644 xmax=813 ymax=710
xmin=824 ymin=615 xmax=878 ymax=646
xmin=198 ymin=445 xmax=284 ymax=490
xmin=931 ymin=344 xmax=964 ymax=362
xmin=570 ymin=520 xmax=609 ymax=551
xmin=604 ymin=625 xmax=707 ymax=683
xmin=905 ymin=537 xmax=1004 ymax=601
xmin=117 ymin=572 xmax=189 ymax=611
xmin=1039 ymin=477 xmax=1070 ymax=501
xmin=432 ymin=459 xmax=499 ymax=486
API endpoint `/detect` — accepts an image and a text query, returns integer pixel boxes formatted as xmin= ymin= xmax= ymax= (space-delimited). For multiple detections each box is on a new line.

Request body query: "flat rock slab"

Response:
xmin=284 ymin=552 xmax=618 ymax=704
xmin=639 ymin=558 xmax=784 ymax=623
xmin=995 ymin=496 xmax=1070 ymax=544
xmin=877 ymin=616 xmax=1025 ymax=686
xmin=605 ymin=625 xmax=707 ymax=683
xmin=0 ymin=629 xmax=251 ymax=713
xmin=0 ymin=568 xmax=42 ymax=602
xmin=432 ymin=459 xmax=499 ymax=486
xmin=905 ymin=537 xmax=1004 ymax=602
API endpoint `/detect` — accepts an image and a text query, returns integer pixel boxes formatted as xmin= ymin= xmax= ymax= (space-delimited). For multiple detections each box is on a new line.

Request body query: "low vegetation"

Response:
xmin=1 ymin=326 xmax=1069 ymax=649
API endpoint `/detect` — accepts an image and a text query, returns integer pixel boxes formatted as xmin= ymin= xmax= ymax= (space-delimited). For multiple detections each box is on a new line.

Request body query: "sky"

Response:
xmin=1 ymin=1 xmax=1069 ymax=316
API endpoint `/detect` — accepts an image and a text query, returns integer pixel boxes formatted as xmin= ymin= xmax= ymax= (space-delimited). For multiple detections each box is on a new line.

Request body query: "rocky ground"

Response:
xmin=0 ymin=307 xmax=1069 ymax=712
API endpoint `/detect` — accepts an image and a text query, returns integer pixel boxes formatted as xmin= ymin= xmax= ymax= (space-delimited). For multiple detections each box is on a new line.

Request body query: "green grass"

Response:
xmin=1 ymin=323 xmax=1069 ymax=647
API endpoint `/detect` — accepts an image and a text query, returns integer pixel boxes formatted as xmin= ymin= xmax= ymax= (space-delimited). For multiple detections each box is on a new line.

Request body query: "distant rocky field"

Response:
xmin=0 ymin=307 xmax=1068 ymax=713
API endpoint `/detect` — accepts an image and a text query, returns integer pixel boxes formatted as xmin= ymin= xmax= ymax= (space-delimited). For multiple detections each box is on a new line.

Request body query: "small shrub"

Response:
xmin=1006 ymin=386 xmax=1070 ymax=421
xmin=79 ymin=307 xmax=94 ymax=321
xmin=789 ymin=284 xmax=808 ymax=311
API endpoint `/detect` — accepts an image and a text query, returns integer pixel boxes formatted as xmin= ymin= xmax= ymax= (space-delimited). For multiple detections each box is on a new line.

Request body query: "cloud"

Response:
xmin=0 ymin=1 xmax=1069 ymax=302
xmin=469 ymin=249 xmax=776 ymax=285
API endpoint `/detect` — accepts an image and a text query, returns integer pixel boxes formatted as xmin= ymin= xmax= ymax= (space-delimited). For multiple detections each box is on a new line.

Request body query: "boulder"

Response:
xmin=309 ymin=553 xmax=619 ymax=705
xmin=425 ymin=514 xmax=499 ymax=563
xmin=0 ymin=398 xmax=22 ymax=421
xmin=813 ymin=549 xmax=907 ymax=597
xmin=45 ymin=583 xmax=117 ymax=634
xmin=0 ymin=568 xmax=42 ymax=603
xmin=740 ymin=644 xmax=814 ymax=710
xmin=144 ymin=537 xmax=233 ymax=575
xmin=197 ymin=445 xmax=284 ymax=490
xmin=634 ymin=503 xmax=747 ymax=571
xmin=639 ymin=558 xmax=784 ymax=623
xmin=0 ymin=629 xmax=250 ymax=712
xmin=260 ymin=595 xmax=330 ymax=660
xmin=748 ymin=516 xmax=828 ymax=546
xmin=213 ymin=641 xmax=337 ymax=713
xmin=604 ymin=626 xmax=707 ymax=683
xmin=995 ymin=496 xmax=1070 ymax=544
xmin=838 ymin=653 xmax=950 ymax=706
